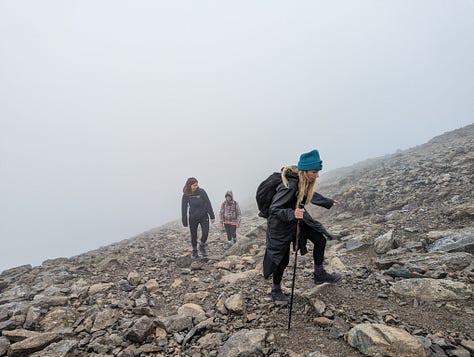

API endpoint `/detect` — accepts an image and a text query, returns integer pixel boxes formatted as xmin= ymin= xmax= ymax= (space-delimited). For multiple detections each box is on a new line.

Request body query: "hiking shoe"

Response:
xmin=199 ymin=243 xmax=208 ymax=257
xmin=192 ymin=249 xmax=199 ymax=259
xmin=226 ymin=240 xmax=233 ymax=250
xmin=271 ymin=289 xmax=290 ymax=304
xmin=314 ymin=270 xmax=342 ymax=285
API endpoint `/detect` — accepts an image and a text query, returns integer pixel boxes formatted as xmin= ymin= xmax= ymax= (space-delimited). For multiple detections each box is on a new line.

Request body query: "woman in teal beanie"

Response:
xmin=263 ymin=149 xmax=342 ymax=303
xmin=297 ymin=149 xmax=323 ymax=171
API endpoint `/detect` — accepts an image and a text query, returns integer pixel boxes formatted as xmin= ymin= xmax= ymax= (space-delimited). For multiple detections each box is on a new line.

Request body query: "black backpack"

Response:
xmin=255 ymin=172 xmax=282 ymax=218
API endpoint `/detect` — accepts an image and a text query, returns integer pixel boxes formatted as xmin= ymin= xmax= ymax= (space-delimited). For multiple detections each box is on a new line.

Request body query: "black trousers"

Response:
xmin=300 ymin=224 xmax=326 ymax=266
xmin=189 ymin=216 xmax=209 ymax=249
xmin=270 ymin=224 xmax=327 ymax=285
xmin=271 ymin=249 xmax=290 ymax=285
xmin=224 ymin=224 xmax=237 ymax=241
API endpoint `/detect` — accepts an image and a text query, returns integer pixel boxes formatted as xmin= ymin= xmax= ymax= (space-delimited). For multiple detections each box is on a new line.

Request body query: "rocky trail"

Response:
xmin=1 ymin=124 xmax=473 ymax=356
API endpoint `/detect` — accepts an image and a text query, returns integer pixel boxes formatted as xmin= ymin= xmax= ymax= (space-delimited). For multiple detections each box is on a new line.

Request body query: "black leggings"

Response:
xmin=272 ymin=226 xmax=327 ymax=285
xmin=272 ymin=249 xmax=290 ymax=285
xmin=224 ymin=224 xmax=237 ymax=241
xmin=189 ymin=216 xmax=209 ymax=249
xmin=301 ymin=225 xmax=326 ymax=266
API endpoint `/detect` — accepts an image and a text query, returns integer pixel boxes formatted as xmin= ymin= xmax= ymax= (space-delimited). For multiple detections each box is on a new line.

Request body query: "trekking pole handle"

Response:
xmin=295 ymin=203 xmax=304 ymax=221
xmin=295 ymin=204 xmax=304 ymax=251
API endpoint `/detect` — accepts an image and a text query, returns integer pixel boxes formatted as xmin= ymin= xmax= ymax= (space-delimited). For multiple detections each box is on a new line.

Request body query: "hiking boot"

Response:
xmin=314 ymin=270 xmax=342 ymax=285
xmin=199 ymin=242 xmax=208 ymax=257
xmin=192 ymin=249 xmax=199 ymax=259
xmin=226 ymin=240 xmax=233 ymax=250
xmin=271 ymin=289 xmax=290 ymax=305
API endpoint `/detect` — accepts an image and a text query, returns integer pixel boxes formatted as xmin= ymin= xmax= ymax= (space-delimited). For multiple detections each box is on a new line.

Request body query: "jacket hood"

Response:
xmin=281 ymin=165 xmax=299 ymax=187
xmin=225 ymin=190 xmax=233 ymax=200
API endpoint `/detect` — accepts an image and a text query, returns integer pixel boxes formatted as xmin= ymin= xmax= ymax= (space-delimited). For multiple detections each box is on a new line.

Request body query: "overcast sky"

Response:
xmin=1 ymin=1 xmax=473 ymax=272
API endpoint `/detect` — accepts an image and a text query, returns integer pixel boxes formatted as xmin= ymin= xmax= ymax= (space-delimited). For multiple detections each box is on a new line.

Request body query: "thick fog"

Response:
xmin=1 ymin=1 xmax=473 ymax=272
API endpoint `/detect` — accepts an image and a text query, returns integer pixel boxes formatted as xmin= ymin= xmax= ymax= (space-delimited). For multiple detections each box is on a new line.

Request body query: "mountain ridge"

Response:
xmin=0 ymin=123 xmax=473 ymax=356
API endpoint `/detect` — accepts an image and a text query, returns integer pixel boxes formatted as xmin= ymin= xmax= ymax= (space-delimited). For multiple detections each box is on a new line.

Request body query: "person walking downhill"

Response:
xmin=219 ymin=191 xmax=241 ymax=249
xmin=263 ymin=149 xmax=342 ymax=303
xmin=181 ymin=177 xmax=215 ymax=258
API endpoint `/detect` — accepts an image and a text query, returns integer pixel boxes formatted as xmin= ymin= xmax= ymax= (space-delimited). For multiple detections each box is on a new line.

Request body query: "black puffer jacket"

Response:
xmin=181 ymin=188 xmax=215 ymax=226
xmin=265 ymin=171 xmax=334 ymax=270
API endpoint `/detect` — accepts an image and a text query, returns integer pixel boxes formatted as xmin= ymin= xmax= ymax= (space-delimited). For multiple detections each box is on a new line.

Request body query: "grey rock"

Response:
xmin=391 ymin=278 xmax=473 ymax=301
xmin=224 ymin=293 xmax=245 ymax=314
xmin=383 ymin=268 xmax=426 ymax=279
xmin=430 ymin=343 xmax=449 ymax=356
xmin=375 ymin=252 xmax=473 ymax=273
xmin=156 ymin=314 xmax=193 ymax=333
xmin=0 ymin=316 xmax=24 ymax=331
xmin=374 ymin=229 xmax=396 ymax=254
xmin=118 ymin=279 xmax=135 ymax=292
xmin=460 ymin=339 xmax=474 ymax=354
xmin=0 ymin=285 xmax=32 ymax=304
xmin=0 ymin=336 xmax=10 ymax=356
xmin=2 ymin=328 xmax=40 ymax=342
xmin=0 ymin=265 xmax=32 ymax=281
xmin=0 ymin=279 xmax=8 ymax=293
xmin=91 ymin=308 xmax=119 ymax=332
xmin=8 ymin=332 xmax=62 ymax=357
xmin=198 ymin=332 xmax=226 ymax=350
xmin=328 ymin=316 xmax=350 ymax=339
xmin=347 ymin=323 xmax=426 ymax=357
xmin=345 ymin=239 xmax=370 ymax=252
xmin=0 ymin=305 xmax=10 ymax=321
xmin=125 ymin=315 xmax=155 ymax=343
xmin=176 ymin=254 xmax=193 ymax=268
xmin=182 ymin=326 xmax=197 ymax=345
xmin=217 ymin=328 xmax=267 ymax=356
xmin=32 ymin=295 xmax=69 ymax=308
xmin=428 ymin=230 xmax=474 ymax=254
xmin=447 ymin=346 xmax=471 ymax=357
xmin=24 ymin=306 xmax=42 ymax=329
xmin=308 ymin=297 xmax=326 ymax=314
xmin=29 ymin=339 xmax=78 ymax=357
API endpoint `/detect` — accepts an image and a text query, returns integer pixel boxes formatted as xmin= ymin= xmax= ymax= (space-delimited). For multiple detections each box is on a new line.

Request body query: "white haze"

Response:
xmin=1 ymin=1 xmax=473 ymax=272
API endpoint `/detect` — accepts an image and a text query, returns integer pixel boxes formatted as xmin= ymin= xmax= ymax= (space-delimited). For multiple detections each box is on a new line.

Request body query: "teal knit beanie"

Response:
xmin=297 ymin=149 xmax=323 ymax=171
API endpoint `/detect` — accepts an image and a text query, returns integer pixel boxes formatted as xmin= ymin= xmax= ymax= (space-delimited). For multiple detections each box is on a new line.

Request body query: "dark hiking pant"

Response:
xmin=271 ymin=248 xmax=290 ymax=285
xmin=301 ymin=225 xmax=327 ymax=266
xmin=224 ymin=224 xmax=237 ymax=241
xmin=189 ymin=216 xmax=209 ymax=249
xmin=268 ymin=225 xmax=326 ymax=285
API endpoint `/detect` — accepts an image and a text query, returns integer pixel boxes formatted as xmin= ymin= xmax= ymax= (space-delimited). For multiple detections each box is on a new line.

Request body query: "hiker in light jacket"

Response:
xmin=219 ymin=191 xmax=241 ymax=249
xmin=263 ymin=149 xmax=342 ymax=303
xmin=181 ymin=177 xmax=215 ymax=258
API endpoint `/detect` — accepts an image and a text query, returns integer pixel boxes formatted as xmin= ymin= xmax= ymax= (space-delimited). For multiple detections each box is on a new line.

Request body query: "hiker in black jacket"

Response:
xmin=263 ymin=149 xmax=342 ymax=303
xmin=181 ymin=177 xmax=215 ymax=258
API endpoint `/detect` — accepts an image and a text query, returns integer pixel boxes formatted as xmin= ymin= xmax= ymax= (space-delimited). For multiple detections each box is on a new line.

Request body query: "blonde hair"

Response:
xmin=281 ymin=166 xmax=317 ymax=208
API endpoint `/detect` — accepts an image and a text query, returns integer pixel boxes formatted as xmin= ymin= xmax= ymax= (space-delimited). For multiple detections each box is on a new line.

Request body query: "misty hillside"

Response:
xmin=314 ymin=123 xmax=474 ymax=236
xmin=0 ymin=124 xmax=473 ymax=357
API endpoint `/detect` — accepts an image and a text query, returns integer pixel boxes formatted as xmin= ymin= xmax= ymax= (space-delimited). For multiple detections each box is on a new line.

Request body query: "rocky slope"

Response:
xmin=1 ymin=124 xmax=473 ymax=357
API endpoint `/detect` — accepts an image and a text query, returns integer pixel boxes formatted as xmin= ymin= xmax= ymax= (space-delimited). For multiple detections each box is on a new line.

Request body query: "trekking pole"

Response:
xmin=288 ymin=204 xmax=303 ymax=331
